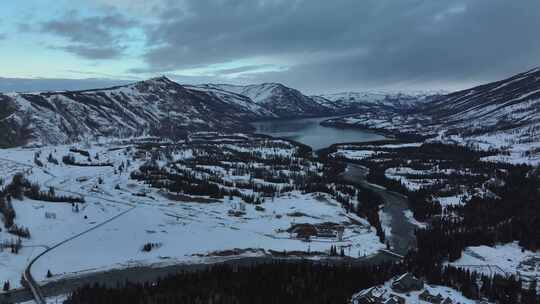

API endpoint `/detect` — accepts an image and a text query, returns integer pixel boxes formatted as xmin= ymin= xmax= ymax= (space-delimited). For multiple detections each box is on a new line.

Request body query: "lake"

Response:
xmin=252 ymin=116 xmax=385 ymax=150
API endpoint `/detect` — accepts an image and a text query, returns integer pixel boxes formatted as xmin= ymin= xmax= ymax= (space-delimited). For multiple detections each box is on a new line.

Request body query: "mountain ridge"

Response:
xmin=324 ymin=66 xmax=540 ymax=161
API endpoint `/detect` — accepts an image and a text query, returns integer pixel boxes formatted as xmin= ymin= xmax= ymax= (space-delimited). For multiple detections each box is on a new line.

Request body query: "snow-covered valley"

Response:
xmin=0 ymin=134 xmax=385 ymax=295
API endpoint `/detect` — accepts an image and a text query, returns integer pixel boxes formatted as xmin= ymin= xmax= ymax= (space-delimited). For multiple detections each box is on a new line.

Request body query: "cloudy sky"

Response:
xmin=1 ymin=0 xmax=540 ymax=93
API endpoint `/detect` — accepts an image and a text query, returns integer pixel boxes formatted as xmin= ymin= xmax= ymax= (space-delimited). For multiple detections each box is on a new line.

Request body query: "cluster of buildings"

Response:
xmin=351 ymin=273 xmax=459 ymax=304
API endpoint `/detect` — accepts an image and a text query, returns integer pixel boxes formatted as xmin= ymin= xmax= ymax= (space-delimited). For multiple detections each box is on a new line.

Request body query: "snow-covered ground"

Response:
xmin=384 ymin=167 xmax=439 ymax=191
xmin=403 ymin=210 xmax=427 ymax=229
xmin=434 ymin=193 xmax=469 ymax=207
xmin=378 ymin=209 xmax=392 ymax=237
xmin=449 ymin=242 xmax=540 ymax=280
xmin=331 ymin=149 xmax=377 ymax=160
xmin=31 ymin=192 xmax=382 ymax=284
xmin=0 ymin=139 xmax=384 ymax=289
xmin=0 ymin=197 xmax=128 ymax=289
xmin=440 ymin=133 xmax=540 ymax=166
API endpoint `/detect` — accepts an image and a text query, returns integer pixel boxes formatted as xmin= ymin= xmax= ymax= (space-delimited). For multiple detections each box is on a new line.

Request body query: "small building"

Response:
xmin=383 ymin=295 xmax=405 ymax=304
xmin=419 ymin=290 xmax=444 ymax=304
xmin=391 ymin=273 xmax=424 ymax=293
xmin=351 ymin=287 xmax=386 ymax=304
xmin=442 ymin=297 xmax=454 ymax=304
xmin=45 ymin=212 xmax=56 ymax=219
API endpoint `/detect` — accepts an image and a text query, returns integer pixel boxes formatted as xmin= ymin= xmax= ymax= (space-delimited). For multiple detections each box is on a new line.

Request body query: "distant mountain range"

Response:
xmin=314 ymin=90 xmax=443 ymax=112
xmin=0 ymin=77 xmax=434 ymax=147
xmin=2 ymin=66 xmax=540 ymax=150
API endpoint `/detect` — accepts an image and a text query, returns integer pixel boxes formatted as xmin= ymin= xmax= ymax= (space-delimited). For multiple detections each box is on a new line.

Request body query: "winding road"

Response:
xmin=23 ymin=207 xmax=136 ymax=304
xmin=0 ymin=157 xmax=137 ymax=304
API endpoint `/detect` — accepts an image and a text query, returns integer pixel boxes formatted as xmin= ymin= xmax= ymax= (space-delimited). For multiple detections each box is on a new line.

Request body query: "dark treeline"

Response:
xmin=65 ymin=261 xmax=403 ymax=304
xmin=0 ymin=173 xmax=83 ymax=239
xmin=331 ymin=142 xmax=511 ymax=221
xmin=353 ymin=187 xmax=386 ymax=243
xmin=405 ymin=263 xmax=539 ymax=304
xmin=62 ymin=154 xmax=113 ymax=167
xmin=1 ymin=173 xmax=84 ymax=204
xmin=130 ymin=142 xmax=360 ymax=210
xmin=412 ymin=165 xmax=540 ymax=268
xmin=324 ymin=141 xmax=540 ymax=302
xmin=64 ymin=260 xmax=539 ymax=304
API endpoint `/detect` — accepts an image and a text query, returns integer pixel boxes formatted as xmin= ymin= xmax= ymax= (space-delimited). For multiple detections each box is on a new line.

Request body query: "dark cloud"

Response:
xmin=40 ymin=10 xmax=137 ymax=59
xmin=134 ymin=0 xmax=540 ymax=92
xmin=60 ymin=45 xmax=126 ymax=60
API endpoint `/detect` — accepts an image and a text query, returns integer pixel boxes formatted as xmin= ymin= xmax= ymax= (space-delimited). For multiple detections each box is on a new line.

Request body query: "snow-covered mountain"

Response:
xmin=324 ymin=67 xmax=540 ymax=161
xmin=199 ymin=83 xmax=331 ymax=118
xmin=314 ymin=91 xmax=442 ymax=111
xmin=184 ymin=84 xmax=277 ymax=118
xmin=0 ymin=77 xmax=266 ymax=147
xmin=420 ymin=67 xmax=540 ymax=141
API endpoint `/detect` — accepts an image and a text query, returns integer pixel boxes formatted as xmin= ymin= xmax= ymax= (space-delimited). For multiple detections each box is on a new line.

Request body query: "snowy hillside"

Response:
xmin=199 ymin=83 xmax=331 ymax=118
xmin=449 ymin=242 xmax=540 ymax=283
xmin=421 ymin=67 xmax=540 ymax=145
xmin=184 ymin=84 xmax=277 ymax=118
xmin=315 ymin=90 xmax=441 ymax=111
xmin=324 ymin=67 xmax=540 ymax=163
xmin=0 ymin=77 xmax=268 ymax=147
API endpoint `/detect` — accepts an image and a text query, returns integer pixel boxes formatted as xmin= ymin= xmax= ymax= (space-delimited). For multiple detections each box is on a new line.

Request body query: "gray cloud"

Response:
xmin=60 ymin=45 xmax=126 ymax=60
xmin=132 ymin=0 xmax=540 ymax=92
xmin=213 ymin=64 xmax=277 ymax=76
xmin=40 ymin=10 xmax=137 ymax=59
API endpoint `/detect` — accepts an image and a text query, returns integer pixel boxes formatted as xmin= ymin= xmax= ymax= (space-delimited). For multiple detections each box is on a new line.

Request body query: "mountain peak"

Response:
xmin=258 ymin=82 xmax=288 ymax=90
xmin=145 ymin=76 xmax=174 ymax=84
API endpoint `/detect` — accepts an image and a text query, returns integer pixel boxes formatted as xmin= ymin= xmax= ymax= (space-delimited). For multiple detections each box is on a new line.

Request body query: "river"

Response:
xmin=254 ymin=116 xmax=416 ymax=255
xmin=252 ymin=116 xmax=384 ymax=150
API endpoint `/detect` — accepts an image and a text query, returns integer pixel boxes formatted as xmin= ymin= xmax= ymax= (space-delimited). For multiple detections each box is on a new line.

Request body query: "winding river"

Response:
xmin=254 ymin=117 xmax=417 ymax=255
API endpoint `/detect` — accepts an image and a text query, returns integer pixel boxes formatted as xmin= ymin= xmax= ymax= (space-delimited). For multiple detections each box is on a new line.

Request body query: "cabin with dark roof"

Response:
xmin=391 ymin=273 xmax=424 ymax=293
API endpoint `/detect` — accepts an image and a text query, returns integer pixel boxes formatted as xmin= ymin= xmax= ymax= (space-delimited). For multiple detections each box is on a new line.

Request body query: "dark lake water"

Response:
xmin=252 ymin=116 xmax=385 ymax=150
